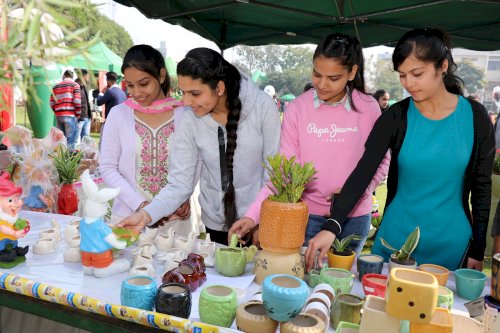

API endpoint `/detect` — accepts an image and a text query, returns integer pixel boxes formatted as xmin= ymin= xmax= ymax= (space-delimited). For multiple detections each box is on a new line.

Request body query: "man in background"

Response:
xmin=75 ymin=69 xmax=92 ymax=146
xmin=94 ymin=71 xmax=126 ymax=120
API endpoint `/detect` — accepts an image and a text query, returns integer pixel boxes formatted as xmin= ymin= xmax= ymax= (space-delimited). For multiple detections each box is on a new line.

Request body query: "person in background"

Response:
xmin=99 ymin=45 xmax=191 ymax=233
xmin=116 ymin=47 xmax=281 ymax=245
xmin=75 ymin=69 xmax=92 ymax=147
xmin=305 ymin=28 xmax=495 ymax=272
xmin=50 ymin=70 xmax=81 ymax=151
xmin=373 ymin=89 xmax=390 ymax=112
xmin=303 ymin=82 xmax=314 ymax=92
xmin=94 ymin=71 xmax=127 ymax=120
xmin=229 ymin=33 xmax=390 ymax=254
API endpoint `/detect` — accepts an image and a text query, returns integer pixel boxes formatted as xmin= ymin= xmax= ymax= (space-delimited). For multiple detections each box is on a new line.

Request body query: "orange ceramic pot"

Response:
xmin=253 ymin=249 xmax=305 ymax=285
xmin=418 ymin=264 xmax=449 ymax=287
xmin=327 ymin=250 xmax=355 ymax=271
xmin=259 ymin=199 xmax=308 ymax=253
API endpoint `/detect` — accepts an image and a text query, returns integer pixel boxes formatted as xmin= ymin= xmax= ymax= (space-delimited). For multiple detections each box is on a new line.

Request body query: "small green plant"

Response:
xmin=380 ymin=226 xmax=420 ymax=263
xmin=331 ymin=234 xmax=361 ymax=255
xmin=493 ymin=152 xmax=500 ymax=175
xmin=50 ymin=148 xmax=83 ymax=184
xmin=264 ymin=153 xmax=317 ymax=203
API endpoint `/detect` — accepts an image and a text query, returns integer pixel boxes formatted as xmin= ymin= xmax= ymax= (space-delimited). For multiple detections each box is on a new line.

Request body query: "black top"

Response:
xmin=324 ymin=97 xmax=495 ymax=261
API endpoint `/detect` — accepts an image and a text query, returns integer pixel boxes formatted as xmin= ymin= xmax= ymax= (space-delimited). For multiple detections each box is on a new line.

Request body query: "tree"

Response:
xmin=366 ymin=57 xmax=403 ymax=100
xmin=456 ymin=60 xmax=485 ymax=95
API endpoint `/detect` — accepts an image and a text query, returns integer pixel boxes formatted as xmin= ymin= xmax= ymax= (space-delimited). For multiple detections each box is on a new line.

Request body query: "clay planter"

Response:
xmin=327 ymin=250 xmax=356 ymax=271
xmin=235 ymin=301 xmax=278 ymax=333
xmin=58 ymin=183 xmax=78 ymax=215
xmin=262 ymin=274 xmax=309 ymax=322
xmin=418 ymin=264 xmax=449 ymax=287
xmin=120 ymin=276 xmax=157 ymax=311
xmin=280 ymin=313 xmax=326 ymax=333
xmin=330 ymin=293 xmax=364 ymax=330
xmin=154 ymin=282 xmax=191 ymax=318
xmin=409 ymin=307 xmax=452 ymax=333
xmin=259 ymin=199 xmax=308 ymax=253
xmin=359 ymin=295 xmax=400 ymax=333
xmin=361 ymin=273 xmax=388 ymax=298
xmin=388 ymin=254 xmax=417 ymax=272
xmin=253 ymin=249 xmax=305 ymax=285
xmin=199 ymin=285 xmax=237 ymax=327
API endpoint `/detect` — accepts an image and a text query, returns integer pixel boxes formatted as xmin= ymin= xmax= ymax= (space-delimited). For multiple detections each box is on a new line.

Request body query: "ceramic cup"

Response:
xmin=280 ymin=313 xmax=326 ymax=333
xmin=262 ymin=274 xmax=309 ymax=322
xmin=235 ymin=301 xmax=279 ymax=333
xmin=120 ymin=275 xmax=157 ymax=311
xmin=361 ymin=273 xmax=388 ymax=298
xmin=437 ymin=286 xmax=454 ymax=310
xmin=330 ymin=293 xmax=364 ymax=330
xmin=320 ymin=268 xmax=354 ymax=295
xmin=454 ymin=268 xmax=487 ymax=300
xmin=357 ymin=254 xmax=384 ymax=281
xmin=154 ymin=282 xmax=191 ymax=319
xmin=199 ymin=285 xmax=237 ymax=327
xmin=418 ymin=264 xmax=450 ymax=287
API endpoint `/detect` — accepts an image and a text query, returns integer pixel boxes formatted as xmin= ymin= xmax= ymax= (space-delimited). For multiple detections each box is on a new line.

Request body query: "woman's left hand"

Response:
xmin=466 ymin=257 xmax=483 ymax=271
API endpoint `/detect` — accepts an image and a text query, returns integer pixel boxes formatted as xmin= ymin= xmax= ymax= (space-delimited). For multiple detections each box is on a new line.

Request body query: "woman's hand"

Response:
xmin=466 ymin=257 xmax=483 ymax=271
xmin=174 ymin=200 xmax=191 ymax=220
xmin=228 ymin=217 xmax=256 ymax=243
xmin=116 ymin=210 xmax=150 ymax=232
xmin=305 ymin=230 xmax=336 ymax=272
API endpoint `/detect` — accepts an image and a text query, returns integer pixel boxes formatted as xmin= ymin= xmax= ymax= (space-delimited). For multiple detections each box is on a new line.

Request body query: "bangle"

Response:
xmin=136 ymin=201 xmax=148 ymax=212
xmin=138 ymin=209 xmax=151 ymax=225
xmin=326 ymin=218 xmax=342 ymax=236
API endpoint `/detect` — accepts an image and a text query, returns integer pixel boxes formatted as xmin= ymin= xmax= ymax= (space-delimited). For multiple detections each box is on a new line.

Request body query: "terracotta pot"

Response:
xmin=327 ymin=250 xmax=355 ymax=271
xmin=253 ymin=249 xmax=305 ymax=285
xmin=259 ymin=199 xmax=308 ymax=253
xmin=58 ymin=183 xmax=78 ymax=215
xmin=235 ymin=301 xmax=278 ymax=333
xmin=280 ymin=313 xmax=326 ymax=333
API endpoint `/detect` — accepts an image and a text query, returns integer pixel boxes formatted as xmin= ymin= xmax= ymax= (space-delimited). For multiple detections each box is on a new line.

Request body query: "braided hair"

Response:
xmin=177 ymin=48 xmax=242 ymax=229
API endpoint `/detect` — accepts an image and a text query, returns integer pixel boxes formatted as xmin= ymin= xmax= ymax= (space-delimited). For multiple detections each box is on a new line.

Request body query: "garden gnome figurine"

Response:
xmin=0 ymin=172 xmax=30 ymax=268
xmin=79 ymin=170 xmax=130 ymax=277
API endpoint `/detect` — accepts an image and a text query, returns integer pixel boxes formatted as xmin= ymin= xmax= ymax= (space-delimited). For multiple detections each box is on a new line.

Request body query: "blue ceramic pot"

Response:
xmin=262 ymin=274 xmax=308 ymax=322
xmin=121 ymin=275 xmax=157 ymax=311
xmin=357 ymin=254 xmax=384 ymax=281
xmin=455 ymin=268 xmax=487 ymax=300
xmin=155 ymin=282 xmax=191 ymax=318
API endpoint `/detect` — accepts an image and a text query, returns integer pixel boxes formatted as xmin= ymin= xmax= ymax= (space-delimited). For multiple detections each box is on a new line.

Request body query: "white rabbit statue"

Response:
xmin=79 ymin=170 xmax=131 ymax=278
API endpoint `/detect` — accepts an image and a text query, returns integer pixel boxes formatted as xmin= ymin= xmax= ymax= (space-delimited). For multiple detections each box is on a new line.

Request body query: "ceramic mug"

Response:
xmin=437 ymin=286 xmax=454 ymax=310
xmin=120 ymin=275 xmax=157 ymax=311
xmin=330 ymin=293 xmax=364 ymax=330
xmin=357 ymin=254 xmax=384 ymax=281
xmin=455 ymin=268 xmax=487 ymax=300
xmin=199 ymin=285 xmax=237 ymax=327
xmin=262 ymin=274 xmax=309 ymax=322
xmin=155 ymin=282 xmax=191 ymax=318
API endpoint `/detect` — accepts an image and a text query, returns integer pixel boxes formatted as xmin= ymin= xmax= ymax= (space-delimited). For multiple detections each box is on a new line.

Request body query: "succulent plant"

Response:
xmin=331 ymin=234 xmax=361 ymax=256
xmin=380 ymin=226 xmax=420 ymax=263
xmin=50 ymin=147 xmax=83 ymax=184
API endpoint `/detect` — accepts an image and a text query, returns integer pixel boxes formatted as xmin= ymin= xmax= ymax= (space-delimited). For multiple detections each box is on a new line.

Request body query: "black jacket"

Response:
xmin=325 ymin=97 xmax=495 ymax=261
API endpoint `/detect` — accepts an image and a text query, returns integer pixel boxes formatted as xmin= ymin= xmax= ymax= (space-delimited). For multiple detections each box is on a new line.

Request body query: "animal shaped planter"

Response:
xmin=79 ymin=170 xmax=130 ymax=278
xmin=215 ymin=234 xmax=247 ymax=277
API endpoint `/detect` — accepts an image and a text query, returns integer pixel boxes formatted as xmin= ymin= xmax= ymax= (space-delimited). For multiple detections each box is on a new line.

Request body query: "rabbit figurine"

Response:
xmin=79 ymin=170 xmax=130 ymax=278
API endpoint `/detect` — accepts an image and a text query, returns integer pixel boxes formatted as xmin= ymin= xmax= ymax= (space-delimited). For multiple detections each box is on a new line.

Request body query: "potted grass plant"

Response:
xmin=327 ymin=234 xmax=360 ymax=271
xmin=51 ymin=147 xmax=82 ymax=215
xmin=380 ymin=226 xmax=420 ymax=271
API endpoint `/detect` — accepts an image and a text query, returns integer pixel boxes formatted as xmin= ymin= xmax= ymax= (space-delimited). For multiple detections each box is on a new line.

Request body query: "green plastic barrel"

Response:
xmin=26 ymin=65 xmax=60 ymax=138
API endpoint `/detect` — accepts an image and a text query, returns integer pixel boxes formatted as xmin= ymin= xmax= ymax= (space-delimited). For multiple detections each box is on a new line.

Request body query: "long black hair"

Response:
xmin=313 ymin=33 xmax=367 ymax=111
xmin=392 ymin=28 xmax=464 ymax=95
xmin=121 ymin=44 xmax=170 ymax=96
xmin=177 ymin=47 xmax=242 ymax=229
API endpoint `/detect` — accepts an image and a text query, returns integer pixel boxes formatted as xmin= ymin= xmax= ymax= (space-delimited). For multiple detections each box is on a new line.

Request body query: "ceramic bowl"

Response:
xmin=262 ymin=274 xmax=309 ymax=322
xmin=454 ymin=268 xmax=487 ymax=300
xmin=236 ymin=301 xmax=278 ymax=333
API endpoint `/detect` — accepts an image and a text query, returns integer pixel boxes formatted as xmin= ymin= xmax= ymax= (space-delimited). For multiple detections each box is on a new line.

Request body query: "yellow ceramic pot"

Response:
xmin=410 ymin=308 xmax=452 ymax=333
xmin=253 ymin=249 xmax=305 ymax=285
xmin=235 ymin=301 xmax=278 ymax=333
xmin=327 ymin=250 xmax=355 ymax=271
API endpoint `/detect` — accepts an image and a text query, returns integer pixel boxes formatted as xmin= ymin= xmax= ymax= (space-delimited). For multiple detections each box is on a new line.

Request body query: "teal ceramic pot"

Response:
xmin=120 ymin=276 xmax=157 ymax=311
xmin=454 ymin=268 xmax=487 ymax=300
xmin=154 ymin=282 xmax=191 ymax=319
xmin=330 ymin=293 xmax=364 ymax=330
xmin=262 ymin=274 xmax=309 ymax=322
xmin=199 ymin=285 xmax=237 ymax=327
xmin=437 ymin=286 xmax=454 ymax=310
xmin=357 ymin=254 xmax=384 ymax=281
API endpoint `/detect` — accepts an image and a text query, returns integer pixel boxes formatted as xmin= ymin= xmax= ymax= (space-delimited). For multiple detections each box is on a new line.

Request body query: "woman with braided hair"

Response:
xmin=117 ymin=47 xmax=281 ymax=245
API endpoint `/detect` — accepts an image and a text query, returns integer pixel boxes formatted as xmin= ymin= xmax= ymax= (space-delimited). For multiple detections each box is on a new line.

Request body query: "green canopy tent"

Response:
xmin=279 ymin=93 xmax=296 ymax=102
xmin=64 ymin=41 xmax=123 ymax=72
xmin=112 ymin=0 xmax=500 ymax=51
xmin=165 ymin=56 xmax=177 ymax=77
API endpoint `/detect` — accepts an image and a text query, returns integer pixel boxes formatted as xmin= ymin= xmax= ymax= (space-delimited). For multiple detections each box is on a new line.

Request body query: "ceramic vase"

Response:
xmin=454 ymin=268 xmax=487 ymax=300
xmin=385 ymin=268 xmax=438 ymax=323
xmin=58 ymin=183 xmax=78 ymax=215
xmin=253 ymin=249 xmax=305 ymax=285
xmin=436 ymin=286 xmax=454 ymax=310
xmin=330 ymin=293 xmax=363 ymax=330
xmin=359 ymin=295 xmax=401 ymax=333
xmin=418 ymin=264 xmax=449 ymax=287
xmin=409 ymin=308 xmax=452 ymax=333
xmin=259 ymin=199 xmax=308 ymax=253
xmin=154 ymin=282 xmax=191 ymax=319
xmin=280 ymin=313 xmax=326 ymax=333
xmin=235 ymin=301 xmax=278 ymax=333
xmin=199 ymin=285 xmax=237 ymax=327
xmin=327 ymin=250 xmax=356 ymax=271
xmin=120 ymin=275 xmax=157 ymax=311
xmin=484 ymin=295 xmax=500 ymax=333
xmin=361 ymin=273 xmax=388 ymax=298
xmin=356 ymin=254 xmax=384 ymax=281
xmin=262 ymin=274 xmax=309 ymax=322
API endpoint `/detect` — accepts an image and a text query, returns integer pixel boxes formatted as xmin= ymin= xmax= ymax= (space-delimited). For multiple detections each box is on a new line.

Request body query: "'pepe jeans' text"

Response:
xmin=307 ymin=123 xmax=358 ymax=138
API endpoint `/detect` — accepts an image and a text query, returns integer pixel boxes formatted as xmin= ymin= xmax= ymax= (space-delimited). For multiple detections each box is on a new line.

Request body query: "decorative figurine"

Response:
xmin=79 ymin=170 xmax=130 ymax=278
xmin=0 ymin=172 xmax=30 ymax=268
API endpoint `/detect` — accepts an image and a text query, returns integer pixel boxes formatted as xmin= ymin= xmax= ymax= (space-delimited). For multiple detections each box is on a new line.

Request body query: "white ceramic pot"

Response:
xmin=359 ymin=295 xmax=400 ymax=333
xmin=63 ymin=247 xmax=81 ymax=262
xmin=33 ymin=238 xmax=56 ymax=254
xmin=254 ymin=249 xmax=305 ymax=285
xmin=129 ymin=263 xmax=156 ymax=278
xmin=64 ymin=220 xmax=80 ymax=241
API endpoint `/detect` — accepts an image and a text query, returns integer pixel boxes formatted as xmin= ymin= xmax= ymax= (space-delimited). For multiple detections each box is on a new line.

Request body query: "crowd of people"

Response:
xmin=49 ymin=27 xmax=498 ymax=273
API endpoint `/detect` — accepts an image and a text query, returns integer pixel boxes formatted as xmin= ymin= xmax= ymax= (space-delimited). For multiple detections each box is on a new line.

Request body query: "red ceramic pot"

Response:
xmin=162 ymin=263 xmax=206 ymax=292
xmin=186 ymin=253 xmax=206 ymax=273
xmin=362 ymin=273 xmax=388 ymax=298
xmin=58 ymin=183 xmax=78 ymax=215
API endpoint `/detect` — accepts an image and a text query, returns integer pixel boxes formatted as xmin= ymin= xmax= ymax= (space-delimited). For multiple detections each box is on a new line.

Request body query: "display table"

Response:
xmin=0 ymin=211 xmax=491 ymax=333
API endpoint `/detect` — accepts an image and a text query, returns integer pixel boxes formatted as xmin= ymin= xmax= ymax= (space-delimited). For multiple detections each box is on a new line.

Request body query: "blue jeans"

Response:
xmin=56 ymin=116 xmax=78 ymax=151
xmin=76 ymin=118 xmax=91 ymax=146
xmin=305 ymin=214 xmax=371 ymax=255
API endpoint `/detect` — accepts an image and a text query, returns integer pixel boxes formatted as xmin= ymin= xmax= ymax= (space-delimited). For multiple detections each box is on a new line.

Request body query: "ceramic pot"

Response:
xmin=262 ymin=274 xmax=308 ymax=322
xmin=336 ymin=321 xmax=360 ymax=332
xmin=330 ymin=293 xmax=363 ymax=330
xmin=280 ymin=313 xmax=326 ymax=333
xmin=437 ymin=286 xmax=454 ymax=310
xmin=162 ymin=263 xmax=206 ymax=292
xmin=196 ymin=239 xmax=216 ymax=256
xmin=385 ymin=268 xmax=438 ymax=323
xmin=215 ymin=234 xmax=247 ymax=277
xmin=450 ymin=312 xmax=483 ymax=333
xmin=58 ymin=183 xmax=78 ymax=215
xmin=388 ymin=255 xmax=417 ymax=272
xmin=64 ymin=220 xmax=80 ymax=241
xmin=157 ymin=248 xmax=185 ymax=263
xmin=319 ymin=267 xmax=354 ymax=295
xmin=418 ymin=264 xmax=449 ymax=287
xmin=154 ymin=230 xmax=175 ymax=251
xmin=185 ymin=253 xmax=206 ymax=273
xmin=303 ymin=301 xmax=329 ymax=325
xmin=312 ymin=283 xmax=335 ymax=304
xmin=454 ymin=268 xmax=487 ymax=300
xmin=63 ymin=247 xmax=81 ymax=262
xmin=154 ymin=282 xmax=191 ymax=319
xmin=359 ymin=295 xmax=400 ymax=333
xmin=307 ymin=268 xmax=321 ymax=288
xmin=484 ymin=295 xmax=500 ymax=333
xmin=356 ymin=254 xmax=384 ymax=281
xmin=361 ymin=273 xmax=388 ymax=298
xmin=409 ymin=308 xmax=452 ymax=333
xmin=306 ymin=292 xmax=332 ymax=310
xmin=199 ymin=285 xmax=237 ymax=327
xmin=120 ymin=275 xmax=157 ymax=311
xmin=327 ymin=250 xmax=356 ymax=271
xmin=235 ymin=301 xmax=278 ymax=333
xmin=259 ymin=199 xmax=308 ymax=253
xmin=253 ymin=249 xmax=305 ymax=285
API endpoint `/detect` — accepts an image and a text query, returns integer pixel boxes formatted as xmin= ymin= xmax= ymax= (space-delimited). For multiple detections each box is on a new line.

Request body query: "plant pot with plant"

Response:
xmin=51 ymin=148 xmax=82 ymax=215
xmin=258 ymin=153 xmax=317 ymax=254
xmin=380 ymin=226 xmax=420 ymax=271
xmin=327 ymin=234 xmax=360 ymax=271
